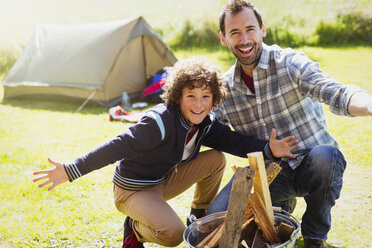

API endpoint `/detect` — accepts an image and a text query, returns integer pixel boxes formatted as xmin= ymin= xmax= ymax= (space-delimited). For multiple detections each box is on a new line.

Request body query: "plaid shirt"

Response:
xmin=216 ymin=44 xmax=362 ymax=169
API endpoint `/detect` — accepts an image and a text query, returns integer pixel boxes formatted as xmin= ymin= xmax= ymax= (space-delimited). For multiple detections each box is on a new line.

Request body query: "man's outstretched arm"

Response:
xmin=347 ymin=91 xmax=372 ymax=116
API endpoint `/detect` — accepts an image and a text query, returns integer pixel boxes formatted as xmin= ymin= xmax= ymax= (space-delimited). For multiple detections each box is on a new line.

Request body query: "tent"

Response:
xmin=1 ymin=17 xmax=177 ymax=106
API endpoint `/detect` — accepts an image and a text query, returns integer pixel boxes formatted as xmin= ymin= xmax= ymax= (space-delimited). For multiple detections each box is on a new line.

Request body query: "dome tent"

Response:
xmin=1 ymin=17 xmax=177 ymax=106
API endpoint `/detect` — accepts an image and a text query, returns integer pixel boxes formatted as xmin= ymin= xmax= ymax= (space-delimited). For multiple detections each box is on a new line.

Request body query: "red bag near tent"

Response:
xmin=141 ymin=67 xmax=171 ymax=103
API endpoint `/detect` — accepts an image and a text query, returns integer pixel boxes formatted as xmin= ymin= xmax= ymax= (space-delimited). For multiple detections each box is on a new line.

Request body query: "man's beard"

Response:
xmin=229 ymin=42 xmax=262 ymax=67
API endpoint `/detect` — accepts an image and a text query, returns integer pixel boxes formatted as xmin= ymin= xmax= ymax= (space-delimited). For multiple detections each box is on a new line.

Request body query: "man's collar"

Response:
xmin=233 ymin=43 xmax=270 ymax=79
xmin=256 ymin=43 xmax=270 ymax=70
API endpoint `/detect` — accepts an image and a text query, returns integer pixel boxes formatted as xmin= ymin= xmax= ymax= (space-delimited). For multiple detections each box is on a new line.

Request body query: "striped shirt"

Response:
xmin=216 ymin=44 xmax=363 ymax=169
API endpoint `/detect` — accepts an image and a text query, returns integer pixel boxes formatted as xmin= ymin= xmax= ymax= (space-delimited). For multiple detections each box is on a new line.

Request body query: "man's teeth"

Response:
xmin=240 ymin=46 xmax=253 ymax=52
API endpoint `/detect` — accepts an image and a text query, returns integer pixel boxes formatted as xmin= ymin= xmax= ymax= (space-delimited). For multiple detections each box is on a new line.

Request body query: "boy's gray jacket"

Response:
xmin=64 ymin=103 xmax=271 ymax=190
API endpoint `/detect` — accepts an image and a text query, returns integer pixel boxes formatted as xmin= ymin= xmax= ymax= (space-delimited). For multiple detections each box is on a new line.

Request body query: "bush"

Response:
xmin=166 ymin=11 xmax=372 ymax=49
xmin=167 ymin=18 xmax=221 ymax=49
xmin=316 ymin=12 xmax=372 ymax=46
xmin=265 ymin=27 xmax=307 ymax=48
xmin=0 ymin=48 xmax=19 ymax=81
xmin=166 ymin=17 xmax=308 ymax=49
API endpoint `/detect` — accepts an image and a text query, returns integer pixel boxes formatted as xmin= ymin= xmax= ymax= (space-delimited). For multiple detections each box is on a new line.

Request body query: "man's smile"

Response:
xmin=237 ymin=44 xmax=254 ymax=56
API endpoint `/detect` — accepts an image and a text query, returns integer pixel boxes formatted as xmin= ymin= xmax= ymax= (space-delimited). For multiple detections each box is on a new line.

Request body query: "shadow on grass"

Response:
xmin=1 ymin=96 xmax=108 ymax=115
xmin=1 ymin=94 xmax=157 ymax=116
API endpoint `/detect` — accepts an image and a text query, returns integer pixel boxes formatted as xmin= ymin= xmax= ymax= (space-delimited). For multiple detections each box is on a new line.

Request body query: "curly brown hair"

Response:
xmin=161 ymin=56 xmax=225 ymax=108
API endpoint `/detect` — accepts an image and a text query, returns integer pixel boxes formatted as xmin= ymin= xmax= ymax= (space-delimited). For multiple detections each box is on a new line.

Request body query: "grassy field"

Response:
xmin=0 ymin=46 xmax=371 ymax=248
xmin=1 ymin=0 xmax=372 ymax=247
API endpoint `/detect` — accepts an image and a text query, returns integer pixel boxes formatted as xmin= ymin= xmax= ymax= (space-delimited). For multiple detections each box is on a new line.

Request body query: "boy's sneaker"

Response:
xmin=123 ymin=216 xmax=144 ymax=248
xmin=186 ymin=208 xmax=206 ymax=226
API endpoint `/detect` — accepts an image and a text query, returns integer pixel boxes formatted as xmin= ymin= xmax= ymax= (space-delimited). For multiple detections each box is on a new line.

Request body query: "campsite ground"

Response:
xmin=1 ymin=0 xmax=372 ymax=247
xmin=0 ymin=46 xmax=371 ymax=248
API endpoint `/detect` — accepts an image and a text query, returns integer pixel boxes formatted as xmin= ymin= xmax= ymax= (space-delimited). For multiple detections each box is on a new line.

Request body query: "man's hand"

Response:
xmin=269 ymin=129 xmax=299 ymax=159
xmin=33 ymin=158 xmax=69 ymax=191
xmin=348 ymin=91 xmax=372 ymax=116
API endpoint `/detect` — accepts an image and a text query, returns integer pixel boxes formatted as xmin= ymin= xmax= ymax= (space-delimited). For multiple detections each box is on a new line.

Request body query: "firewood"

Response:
xmin=247 ymin=152 xmax=275 ymax=226
xmin=242 ymin=211 xmax=254 ymax=228
xmin=240 ymin=239 xmax=250 ymax=248
xmin=196 ymin=222 xmax=224 ymax=248
xmin=231 ymin=162 xmax=281 ymax=186
xmin=200 ymin=213 xmax=255 ymax=248
xmin=199 ymin=154 xmax=283 ymax=247
xmin=278 ymin=222 xmax=294 ymax=243
xmin=251 ymin=229 xmax=266 ymax=248
xmin=240 ymin=216 xmax=257 ymax=247
xmin=273 ymin=206 xmax=282 ymax=213
xmin=250 ymin=193 xmax=281 ymax=244
xmin=219 ymin=168 xmax=255 ymax=248
xmin=266 ymin=162 xmax=282 ymax=185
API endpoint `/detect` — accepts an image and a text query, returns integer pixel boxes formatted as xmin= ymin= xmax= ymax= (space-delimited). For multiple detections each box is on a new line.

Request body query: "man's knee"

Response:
xmin=303 ymin=145 xmax=346 ymax=198
xmin=308 ymin=145 xmax=346 ymax=175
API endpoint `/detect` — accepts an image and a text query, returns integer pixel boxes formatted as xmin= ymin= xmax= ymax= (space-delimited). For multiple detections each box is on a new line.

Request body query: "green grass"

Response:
xmin=1 ymin=46 xmax=371 ymax=248
xmin=1 ymin=0 xmax=372 ymax=247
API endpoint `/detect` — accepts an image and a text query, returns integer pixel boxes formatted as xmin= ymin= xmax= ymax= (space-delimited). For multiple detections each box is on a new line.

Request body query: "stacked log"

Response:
xmin=196 ymin=153 xmax=294 ymax=248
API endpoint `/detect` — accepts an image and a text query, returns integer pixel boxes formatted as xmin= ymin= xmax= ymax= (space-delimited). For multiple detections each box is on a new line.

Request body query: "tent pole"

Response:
xmin=75 ymin=90 xmax=97 ymax=113
xmin=142 ymin=35 xmax=147 ymax=82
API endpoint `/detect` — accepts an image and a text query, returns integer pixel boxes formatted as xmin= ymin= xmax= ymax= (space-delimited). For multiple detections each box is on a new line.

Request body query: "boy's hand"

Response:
xmin=269 ymin=128 xmax=299 ymax=159
xmin=33 ymin=158 xmax=69 ymax=191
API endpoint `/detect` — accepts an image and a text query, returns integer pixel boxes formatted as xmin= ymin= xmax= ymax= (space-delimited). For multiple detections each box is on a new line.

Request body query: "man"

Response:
xmin=206 ymin=1 xmax=372 ymax=247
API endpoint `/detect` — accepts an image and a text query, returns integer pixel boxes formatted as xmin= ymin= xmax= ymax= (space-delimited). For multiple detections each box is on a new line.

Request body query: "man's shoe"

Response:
xmin=186 ymin=208 xmax=206 ymax=226
xmin=123 ymin=216 xmax=144 ymax=248
xmin=304 ymin=238 xmax=327 ymax=248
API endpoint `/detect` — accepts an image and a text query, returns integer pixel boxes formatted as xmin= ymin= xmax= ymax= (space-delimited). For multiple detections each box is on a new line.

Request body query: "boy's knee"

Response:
xmin=211 ymin=149 xmax=226 ymax=170
xmin=156 ymin=223 xmax=185 ymax=246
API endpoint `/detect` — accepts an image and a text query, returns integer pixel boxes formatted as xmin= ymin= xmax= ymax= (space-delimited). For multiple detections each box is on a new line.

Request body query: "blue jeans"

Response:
xmin=207 ymin=145 xmax=346 ymax=240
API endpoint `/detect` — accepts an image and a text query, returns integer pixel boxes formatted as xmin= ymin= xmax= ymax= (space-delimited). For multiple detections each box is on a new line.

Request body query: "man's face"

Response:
xmin=221 ymin=7 xmax=266 ymax=69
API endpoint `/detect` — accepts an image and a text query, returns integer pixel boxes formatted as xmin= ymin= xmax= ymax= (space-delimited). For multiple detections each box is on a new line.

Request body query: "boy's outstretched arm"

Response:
xmin=269 ymin=128 xmax=299 ymax=159
xmin=33 ymin=158 xmax=69 ymax=191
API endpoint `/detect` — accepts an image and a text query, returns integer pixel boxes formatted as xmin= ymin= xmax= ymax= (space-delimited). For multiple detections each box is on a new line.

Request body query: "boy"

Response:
xmin=33 ymin=56 xmax=298 ymax=247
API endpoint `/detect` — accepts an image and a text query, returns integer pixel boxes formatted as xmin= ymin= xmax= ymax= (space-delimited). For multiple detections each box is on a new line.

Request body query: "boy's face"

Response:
xmin=178 ymin=83 xmax=213 ymax=125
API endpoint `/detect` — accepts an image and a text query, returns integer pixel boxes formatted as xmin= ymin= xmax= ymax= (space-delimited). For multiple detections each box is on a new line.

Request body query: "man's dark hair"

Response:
xmin=219 ymin=0 xmax=263 ymax=35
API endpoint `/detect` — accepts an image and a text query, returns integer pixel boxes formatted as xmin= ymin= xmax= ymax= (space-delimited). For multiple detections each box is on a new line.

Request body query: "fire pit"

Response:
xmin=184 ymin=210 xmax=300 ymax=248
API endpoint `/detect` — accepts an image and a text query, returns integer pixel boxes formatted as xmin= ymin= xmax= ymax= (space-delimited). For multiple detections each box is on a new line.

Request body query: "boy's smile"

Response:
xmin=178 ymin=84 xmax=213 ymax=126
